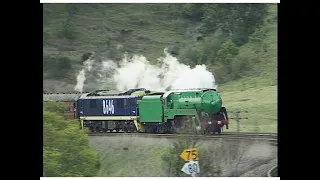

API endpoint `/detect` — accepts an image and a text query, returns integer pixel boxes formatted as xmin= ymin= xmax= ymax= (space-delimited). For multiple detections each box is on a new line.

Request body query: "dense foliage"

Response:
xmin=43 ymin=104 xmax=100 ymax=176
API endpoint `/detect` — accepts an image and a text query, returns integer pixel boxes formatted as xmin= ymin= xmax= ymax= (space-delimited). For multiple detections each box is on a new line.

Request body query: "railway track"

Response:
xmin=267 ymin=165 xmax=278 ymax=177
xmin=89 ymin=132 xmax=278 ymax=145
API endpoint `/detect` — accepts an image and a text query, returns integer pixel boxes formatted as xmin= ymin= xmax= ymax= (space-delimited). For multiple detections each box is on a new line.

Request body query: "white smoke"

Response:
xmin=95 ymin=60 xmax=118 ymax=88
xmin=74 ymin=48 xmax=217 ymax=92
xmin=74 ymin=53 xmax=95 ymax=92
xmin=74 ymin=69 xmax=86 ymax=92
xmin=112 ymin=49 xmax=217 ymax=91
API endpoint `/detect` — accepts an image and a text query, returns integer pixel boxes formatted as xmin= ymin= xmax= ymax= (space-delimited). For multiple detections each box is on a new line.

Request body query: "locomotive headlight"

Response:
xmin=208 ymin=121 xmax=212 ymax=124
xmin=211 ymin=101 xmax=215 ymax=104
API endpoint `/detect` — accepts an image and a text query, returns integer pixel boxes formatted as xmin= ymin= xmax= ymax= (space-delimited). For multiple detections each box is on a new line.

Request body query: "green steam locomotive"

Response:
xmin=137 ymin=88 xmax=229 ymax=134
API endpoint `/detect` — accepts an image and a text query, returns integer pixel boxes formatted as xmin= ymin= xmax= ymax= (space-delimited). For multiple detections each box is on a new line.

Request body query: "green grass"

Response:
xmin=220 ymin=85 xmax=277 ymax=133
xmin=89 ymin=136 xmax=171 ymax=176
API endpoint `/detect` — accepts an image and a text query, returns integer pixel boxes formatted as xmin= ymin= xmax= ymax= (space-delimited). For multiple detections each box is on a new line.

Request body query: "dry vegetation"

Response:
xmin=89 ymin=135 xmax=277 ymax=177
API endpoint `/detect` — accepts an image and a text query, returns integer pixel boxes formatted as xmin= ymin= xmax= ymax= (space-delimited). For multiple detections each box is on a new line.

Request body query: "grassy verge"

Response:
xmin=89 ymin=136 xmax=171 ymax=176
xmin=220 ymin=83 xmax=277 ymax=133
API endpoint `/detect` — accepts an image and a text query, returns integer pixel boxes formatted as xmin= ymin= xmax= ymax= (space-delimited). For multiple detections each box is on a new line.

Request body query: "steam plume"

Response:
xmin=73 ymin=52 xmax=95 ymax=92
xmin=74 ymin=48 xmax=217 ymax=92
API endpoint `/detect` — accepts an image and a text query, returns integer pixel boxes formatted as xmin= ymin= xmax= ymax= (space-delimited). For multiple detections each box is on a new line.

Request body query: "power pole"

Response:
xmin=229 ymin=110 xmax=248 ymax=132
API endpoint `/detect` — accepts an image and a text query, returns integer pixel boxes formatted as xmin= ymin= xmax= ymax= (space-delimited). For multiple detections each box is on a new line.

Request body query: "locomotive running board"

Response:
xmin=79 ymin=116 xmax=144 ymax=132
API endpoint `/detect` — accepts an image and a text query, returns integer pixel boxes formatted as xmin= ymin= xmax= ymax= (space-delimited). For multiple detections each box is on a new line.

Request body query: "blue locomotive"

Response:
xmin=76 ymin=89 xmax=162 ymax=132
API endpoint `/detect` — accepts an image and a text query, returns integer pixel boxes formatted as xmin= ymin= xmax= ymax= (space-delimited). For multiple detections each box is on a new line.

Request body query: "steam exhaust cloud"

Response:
xmin=74 ymin=48 xmax=217 ymax=92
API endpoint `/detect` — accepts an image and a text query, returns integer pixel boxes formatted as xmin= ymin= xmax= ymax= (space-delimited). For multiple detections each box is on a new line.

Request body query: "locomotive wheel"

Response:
xmin=178 ymin=116 xmax=193 ymax=134
xmin=96 ymin=126 xmax=102 ymax=133
xmin=199 ymin=127 xmax=207 ymax=135
xmin=166 ymin=121 xmax=175 ymax=134
xmin=157 ymin=124 xmax=165 ymax=134
xmin=145 ymin=125 xmax=153 ymax=133
xmin=216 ymin=125 xmax=221 ymax=134
xmin=123 ymin=126 xmax=128 ymax=133
xmin=204 ymin=124 xmax=213 ymax=135
xmin=89 ymin=125 xmax=96 ymax=133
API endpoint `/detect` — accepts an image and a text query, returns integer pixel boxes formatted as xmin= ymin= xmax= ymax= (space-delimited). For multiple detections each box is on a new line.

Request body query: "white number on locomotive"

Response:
xmin=102 ymin=100 xmax=115 ymax=114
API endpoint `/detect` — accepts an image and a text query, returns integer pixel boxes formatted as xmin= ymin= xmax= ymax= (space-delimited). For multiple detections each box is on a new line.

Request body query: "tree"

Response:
xmin=44 ymin=56 xmax=72 ymax=79
xmin=58 ymin=18 xmax=77 ymax=40
xmin=181 ymin=4 xmax=205 ymax=21
xmin=43 ymin=109 xmax=100 ymax=176
xmin=248 ymin=27 xmax=268 ymax=62
xmin=201 ymin=4 xmax=267 ymax=45
xmin=43 ymin=102 xmax=68 ymax=114
xmin=216 ymin=39 xmax=239 ymax=65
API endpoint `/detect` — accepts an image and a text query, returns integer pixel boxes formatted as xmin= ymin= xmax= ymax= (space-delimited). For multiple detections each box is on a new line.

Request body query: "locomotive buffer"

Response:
xmin=180 ymin=148 xmax=200 ymax=177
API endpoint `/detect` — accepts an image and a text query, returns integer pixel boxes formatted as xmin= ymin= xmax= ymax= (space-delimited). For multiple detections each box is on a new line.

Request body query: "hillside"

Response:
xmin=219 ymin=5 xmax=277 ymax=132
xmin=43 ymin=4 xmax=277 ymax=132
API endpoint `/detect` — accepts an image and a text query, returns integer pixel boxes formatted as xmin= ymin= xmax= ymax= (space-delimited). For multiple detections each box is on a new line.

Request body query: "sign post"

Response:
xmin=180 ymin=148 xmax=200 ymax=177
